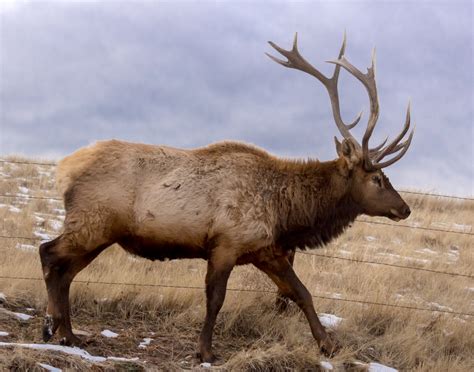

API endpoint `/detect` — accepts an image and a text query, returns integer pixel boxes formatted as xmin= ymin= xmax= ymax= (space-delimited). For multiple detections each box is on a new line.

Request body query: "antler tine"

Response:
xmin=372 ymin=128 xmax=414 ymax=169
xmin=328 ymin=50 xmax=379 ymax=169
xmin=373 ymin=101 xmax=411 ymax=162
xmin=267 ymin=33 xmax=362 ymax=145
xmin=369 ymin=137 xmax=388 ymax=155
xmin=330 ymin=31 xmax=364 ymax=131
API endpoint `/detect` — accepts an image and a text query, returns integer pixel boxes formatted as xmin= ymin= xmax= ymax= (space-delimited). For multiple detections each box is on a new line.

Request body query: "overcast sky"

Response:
xmin=0 ymin=1 xmax=472 ymax=196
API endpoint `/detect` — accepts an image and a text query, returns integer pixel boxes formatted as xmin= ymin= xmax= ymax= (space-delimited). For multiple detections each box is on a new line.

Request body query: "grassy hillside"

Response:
xmin=0 ymin=156 xmax=473 ymax=371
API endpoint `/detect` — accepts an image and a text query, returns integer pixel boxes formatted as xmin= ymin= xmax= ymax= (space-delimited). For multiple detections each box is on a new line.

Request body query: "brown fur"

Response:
xmin=40 ymin=138 xmax=410 ymax=361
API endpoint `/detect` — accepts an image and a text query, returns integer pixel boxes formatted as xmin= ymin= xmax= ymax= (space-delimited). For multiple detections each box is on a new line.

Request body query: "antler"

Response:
xmin=267 ymin=33 xmax=414 ymax=170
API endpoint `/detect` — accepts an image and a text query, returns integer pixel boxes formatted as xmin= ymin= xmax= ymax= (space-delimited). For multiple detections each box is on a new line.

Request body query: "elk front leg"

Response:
xmin=198 ymin=250 xmax=235 ymax=363
xmin=275 ymin=248 xmax=295 ymax=312
xmin=40 ymin=236 xmax=107 ymax=345
xmin=254 ymin=256 xmax=337 ymax=356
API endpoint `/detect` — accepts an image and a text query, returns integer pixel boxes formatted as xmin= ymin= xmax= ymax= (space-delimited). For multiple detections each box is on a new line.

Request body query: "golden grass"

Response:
xmin=0 ymin=156 xmax=473 ymax=371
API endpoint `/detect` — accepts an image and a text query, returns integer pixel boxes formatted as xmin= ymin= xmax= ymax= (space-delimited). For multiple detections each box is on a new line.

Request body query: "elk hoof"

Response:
xmin=320 ymin=335 xmax=340 ymax=357
xmin=59 ymin=334 xmax=84 ymax=347
xmin=42 ymin=315 xmax=55 ymax=342
xmin=197 ymin=351 xmax=217 ymax=364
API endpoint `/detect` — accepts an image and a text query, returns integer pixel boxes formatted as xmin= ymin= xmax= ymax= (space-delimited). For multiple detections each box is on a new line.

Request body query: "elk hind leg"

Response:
xmin=198 ymin=249 xmax=235 ymax=363
xmin=254 ymin=256 xmax=337 ymax=356
xmin=40 ymin=235 xmax=107 ymax=345
xmin=275 ymin=248 xmax=295 ymax=312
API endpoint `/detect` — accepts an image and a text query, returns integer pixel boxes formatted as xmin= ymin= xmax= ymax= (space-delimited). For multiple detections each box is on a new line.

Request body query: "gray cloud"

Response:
xmin=0 ymin=1 xmax=472 ymax=195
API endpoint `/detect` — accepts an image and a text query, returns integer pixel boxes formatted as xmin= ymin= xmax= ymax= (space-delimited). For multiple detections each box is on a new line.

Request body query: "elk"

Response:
xmin=39 ymin=33 xmax=414 ymax=362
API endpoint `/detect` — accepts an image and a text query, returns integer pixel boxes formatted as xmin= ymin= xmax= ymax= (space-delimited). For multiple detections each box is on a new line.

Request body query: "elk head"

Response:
xmin=267 ymin=33 xmax=414 ymax=221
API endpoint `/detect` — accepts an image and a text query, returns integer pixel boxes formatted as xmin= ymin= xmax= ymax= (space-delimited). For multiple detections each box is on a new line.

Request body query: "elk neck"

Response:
xmin=275 ymin=157 xmax=362 ymax=251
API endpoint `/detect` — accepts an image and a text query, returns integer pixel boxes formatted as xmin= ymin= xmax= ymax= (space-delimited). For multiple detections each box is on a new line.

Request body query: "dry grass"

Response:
xmin=0 ymin=155 xmax=473 ymax=371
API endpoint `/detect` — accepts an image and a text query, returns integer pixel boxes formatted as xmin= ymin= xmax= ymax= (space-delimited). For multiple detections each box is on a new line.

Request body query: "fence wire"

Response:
xmin=1 ymin=233 xmax=472 ymax=279
xmin=0 ymin=275 xmax=471 ymax=317
xmin=0 ymin=193 xmax=472 ymax=236
xmin=0 ymin=158 xmax=472 ymax=201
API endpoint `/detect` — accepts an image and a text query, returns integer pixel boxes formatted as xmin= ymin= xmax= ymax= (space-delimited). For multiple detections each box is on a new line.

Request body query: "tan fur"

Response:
xmin=41 ymin=138 xmax=410 ymax=360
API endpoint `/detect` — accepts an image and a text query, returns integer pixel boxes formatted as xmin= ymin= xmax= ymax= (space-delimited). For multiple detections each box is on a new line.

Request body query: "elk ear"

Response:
xmin=335 ymin=137 xmax=361 ymax=170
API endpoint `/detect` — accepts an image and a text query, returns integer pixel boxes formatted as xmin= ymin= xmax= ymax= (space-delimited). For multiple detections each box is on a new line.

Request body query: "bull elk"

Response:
xmin=39 ymin=33 xmax=414 ymax=362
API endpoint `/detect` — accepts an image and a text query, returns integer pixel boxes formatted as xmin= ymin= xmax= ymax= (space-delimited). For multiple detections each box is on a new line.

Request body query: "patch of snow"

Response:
xmin=428 ymin=302 xmax=453 ymax=312
xmin=138 ymin=337 xmax=153 ymax=348
xmin=318 ymin=313 xmax=343 ymax=328
xmin=453 ymin=223 xmax=471 ymax=232
xmin=377 ymin=252 xmax=430 ymax=264
xmin=35 ymin=215 xmax=45 ymax=222
xmin=0 ymin=293 xmax=6 ymax=301
xmin=73 ymin=329 xmax=92 ymax=337
xmin=0 ymin=308 xmax=33 ymax=321
xmin=34 ymin=231 xmax=52 ymax=241
xmin=0 ymin=203 xmax=7 ymax=208
xmin=200 ymin=362 xmax=212 ymax=368
xmin=52 ymin=208 xmax=65 ymax=215
xmin=330 ymin=293 xmax=342 ymax=299
xmin=0 ymin=331 xmax=9 ymax=336
xmin=365 ymin=236 xmax=377 ymax=242
xmin=368 ymin=362 xmax=398 ymax=372
xmin=49 ymin=219 xmax=63 ymax=231
xmin=320 ymin=360 xmax=334 ymax=370
xmin=416 ymin=248 xmax=438 ymax=255
xmin=337 ymin=249 xmax=351 ymax=255
xmin=467 ymin=287 xmax=474 ymax=292
xmin=107 ymin=356 xmax=139 ymax=362
xmin=18 ymin=186 xmax=29 ymax=194
xmin=26 ymin=308 xmax=35 ymax=312
xmin=101 ymin=329 xmax=119 ymax=338
xmin=0 ymin=342 xmax=106 ymax=362
xmin=8 ymin=206 xmax=21 ymax=213
xmin=16 ymin=243 xmax=37 ymax=252
xmin=38 ymin=362 xmax=62 ymax=372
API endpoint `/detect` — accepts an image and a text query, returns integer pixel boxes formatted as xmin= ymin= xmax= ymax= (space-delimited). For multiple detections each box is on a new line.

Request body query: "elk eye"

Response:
xmin=372 ymin=175 xmax=382 ymax=186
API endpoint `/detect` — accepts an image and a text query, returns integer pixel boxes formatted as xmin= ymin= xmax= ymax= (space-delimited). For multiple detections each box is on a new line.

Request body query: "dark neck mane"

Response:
xmin=275 ymin=158 xmax=362 ymax=251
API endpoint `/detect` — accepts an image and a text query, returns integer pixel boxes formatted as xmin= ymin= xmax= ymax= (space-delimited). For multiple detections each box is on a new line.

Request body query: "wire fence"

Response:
xmin=0 ymin=158 xmax=473 ymax=201
xmin=1 ymin=158 xmax=473 ymax=318
xmin=0 ymin=192 xmax=472 ymax=236
xmin=1 ymin=233 xmax=473 ymax=279
xmin=0 ymin=274 xmax=471 ymax=317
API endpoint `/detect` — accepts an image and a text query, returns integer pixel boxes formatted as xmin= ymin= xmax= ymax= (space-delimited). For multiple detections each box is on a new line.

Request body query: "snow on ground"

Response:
xmin=37 ymin=362 xmax=62 ymax=372
xmin=0 ymin=332 xmax=9 ymax=336
xmin=415 ymin=248 xmax=438 ymax=255
xmin=101 ymin=329 xmax=119 ymax=338
xmin=16 ymin=243 xmax=37 ymax=252
xmin=107 ymin=356 xmax=140 ymax=362
xmin=138 ymin=338 xmax=153 ymax=348
xmin=0 ymin=308 xmax=34 ymax=321
xmin=368 ymin=362 xmax=398 ymax=371
xmin=428 ymin=302 xmax=453 ymax=312
xmin=320 ymin=360 xmax=334 ymax=370
xmin=72 ymin=329 xmax=92 ymax=337
xmin=8 ymin=206 xmax=21 ymax=213
xmin=0 ymin=293 xmax=6 ymax=301
xmin=48 ymin=219 xmax=63 ymax=231
xmin=365 ymin=236 xmax=377 ymax=242
xmin=18 ymin=186 xmax=29 ymax=194
xmin=376 ymin=252 xmax=431 ymax=265
xmin=34 ymin=231 xmax=53 ymax=241
xmin=200 ymin=362 xmax=212 ymax=368
xmin=0 ymin=342 xmax=140 ymax=363
xmin=318 ymin=313 xmax=343 ymax=328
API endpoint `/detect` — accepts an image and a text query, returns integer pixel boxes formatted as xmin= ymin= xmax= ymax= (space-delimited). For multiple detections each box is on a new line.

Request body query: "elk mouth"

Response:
xmin=389 ymin=208 xmax=406 ymax=222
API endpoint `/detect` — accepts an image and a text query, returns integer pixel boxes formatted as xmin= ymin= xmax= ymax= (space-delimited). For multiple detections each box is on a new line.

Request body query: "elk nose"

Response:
xmin=403 ymin=205 xmax=411 ymax=218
